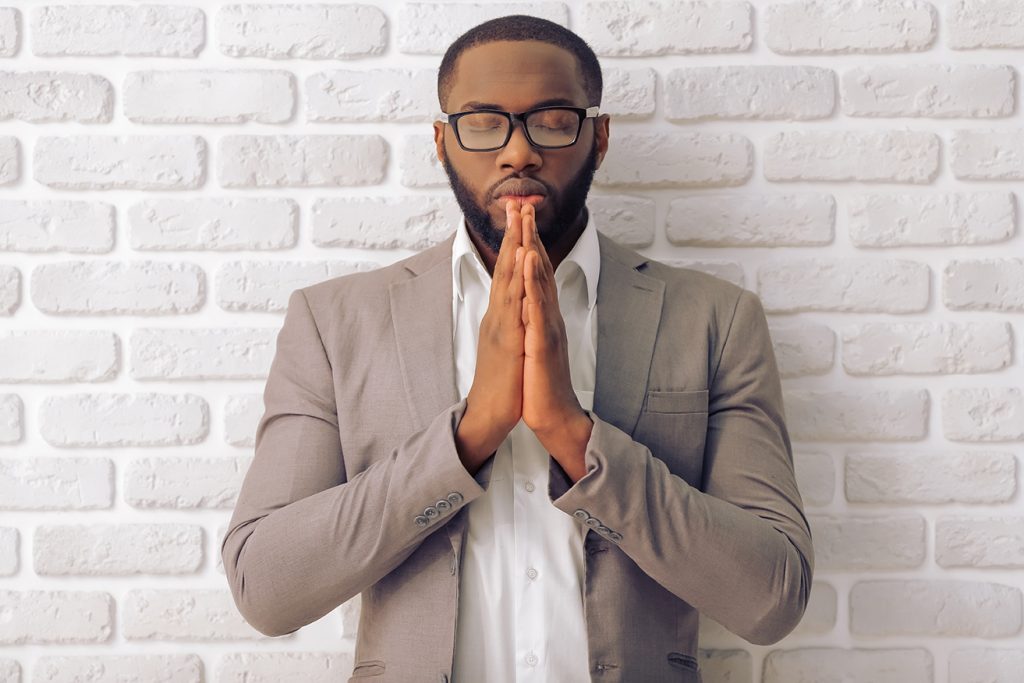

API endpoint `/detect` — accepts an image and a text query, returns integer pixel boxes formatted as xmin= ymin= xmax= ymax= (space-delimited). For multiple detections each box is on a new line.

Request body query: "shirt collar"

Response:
xmin=451 ymin=206 xmax=601 ymax=310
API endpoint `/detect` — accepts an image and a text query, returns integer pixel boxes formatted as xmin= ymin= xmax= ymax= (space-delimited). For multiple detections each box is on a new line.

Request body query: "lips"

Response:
xmin=494 ymin=178 xmax=547 ymax=208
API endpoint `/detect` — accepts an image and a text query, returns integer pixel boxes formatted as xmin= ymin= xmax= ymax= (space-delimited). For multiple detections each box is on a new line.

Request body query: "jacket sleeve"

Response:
xmin=551 ymin=288 xmax=813 ymax=645
xmin=221 ymin=288 xmax=485 ymax=637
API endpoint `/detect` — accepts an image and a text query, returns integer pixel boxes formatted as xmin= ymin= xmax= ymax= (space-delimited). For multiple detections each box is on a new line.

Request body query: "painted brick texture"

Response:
xmin=2 ymin=1 xmax=1022 ymax=681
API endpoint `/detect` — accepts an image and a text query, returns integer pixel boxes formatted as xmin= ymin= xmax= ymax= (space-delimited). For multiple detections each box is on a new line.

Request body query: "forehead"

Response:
xmin=448 ymin=39 xmax=588 ymax=110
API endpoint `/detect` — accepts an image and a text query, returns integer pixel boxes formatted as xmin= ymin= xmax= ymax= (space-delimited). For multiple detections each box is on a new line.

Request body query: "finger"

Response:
xmin=507 ymin=245 xmax=526 ymax=316
xmin=525 ymin=204 xmax=555 ymax=279
xmin=493 ymin=202 xmax=522 ymax=287
xmin=524 ymin=249 xmax=544 ymax=306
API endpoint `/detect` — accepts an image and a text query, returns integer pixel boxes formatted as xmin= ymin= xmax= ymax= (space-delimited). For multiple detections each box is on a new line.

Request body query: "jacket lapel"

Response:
xmin=593 ymin=233 xmax=666 ymax=436
xmin=389 ymin=237 xmax=459 ymax=433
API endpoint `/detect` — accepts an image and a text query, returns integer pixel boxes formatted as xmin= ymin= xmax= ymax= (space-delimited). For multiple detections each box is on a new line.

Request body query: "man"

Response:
xmin=223 ymin=15 xmax=813 ymax=683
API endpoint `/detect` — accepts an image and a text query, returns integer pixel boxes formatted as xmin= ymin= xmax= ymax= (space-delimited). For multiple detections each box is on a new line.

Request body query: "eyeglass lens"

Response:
xmin=457 ymin=108 xmax=580 ymax=150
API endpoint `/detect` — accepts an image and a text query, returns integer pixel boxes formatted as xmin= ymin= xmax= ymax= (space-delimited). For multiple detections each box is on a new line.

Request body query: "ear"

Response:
xmin=594 ymin=114 xmax=610 ymax=169
xmin=433 ymin=121 xmax=447 ymax=166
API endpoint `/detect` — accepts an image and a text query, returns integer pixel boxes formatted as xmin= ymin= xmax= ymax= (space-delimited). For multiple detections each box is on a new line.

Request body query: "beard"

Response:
xmin=440 ymin=137 xmax=600 ymax=254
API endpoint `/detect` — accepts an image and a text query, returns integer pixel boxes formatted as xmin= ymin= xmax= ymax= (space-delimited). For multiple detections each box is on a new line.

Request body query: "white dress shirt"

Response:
xmin=450 ymin=208 xmax=601 ymax=683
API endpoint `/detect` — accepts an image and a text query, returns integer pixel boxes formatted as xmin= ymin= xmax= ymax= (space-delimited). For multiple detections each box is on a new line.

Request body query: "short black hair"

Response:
xmin=437 ymin=15 xmax=603 ymax=112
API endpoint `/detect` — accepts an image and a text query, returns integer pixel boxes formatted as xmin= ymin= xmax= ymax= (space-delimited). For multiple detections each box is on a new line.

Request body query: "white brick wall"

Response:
xmin=1 ymin=1 xmax=1021 ymax=681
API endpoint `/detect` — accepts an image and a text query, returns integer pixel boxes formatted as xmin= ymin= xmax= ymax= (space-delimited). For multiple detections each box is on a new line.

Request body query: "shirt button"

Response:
xmin=524 ymin=481 xmax=535 ymax=492
xmin=525 ymin=653 xmax=538 ymax=666
xmin=526 ymin=567 xmax=538 ymax=580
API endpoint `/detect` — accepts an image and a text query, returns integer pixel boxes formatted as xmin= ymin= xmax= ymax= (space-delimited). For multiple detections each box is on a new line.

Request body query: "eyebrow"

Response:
xmin=458 ymin=97 xmax=580 ymax=111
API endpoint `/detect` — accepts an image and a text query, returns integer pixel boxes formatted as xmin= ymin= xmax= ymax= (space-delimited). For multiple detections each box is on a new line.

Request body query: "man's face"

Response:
xmin=433 ymin=40 xmax=609 ymax=256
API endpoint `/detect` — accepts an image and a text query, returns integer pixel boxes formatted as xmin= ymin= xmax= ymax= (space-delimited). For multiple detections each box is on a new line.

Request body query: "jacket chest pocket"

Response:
xmin=632 ymin=390 xmax=708 ymax=487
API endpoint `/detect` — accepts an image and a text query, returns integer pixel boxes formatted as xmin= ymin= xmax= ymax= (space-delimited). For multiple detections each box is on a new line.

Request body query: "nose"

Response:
xmin=496 ymin=119 xmax=541 ymax=172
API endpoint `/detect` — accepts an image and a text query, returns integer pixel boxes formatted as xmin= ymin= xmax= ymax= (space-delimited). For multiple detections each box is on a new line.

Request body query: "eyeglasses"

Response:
xmin=439 ymin=105 xmax=600 ymax=152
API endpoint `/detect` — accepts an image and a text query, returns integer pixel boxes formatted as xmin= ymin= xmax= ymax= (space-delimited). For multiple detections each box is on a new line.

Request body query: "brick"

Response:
xmin=589 ymin=194 xmax=655 ymax=248
xmin=0 ymin=71 xmax=112 ymax=122
xmin=130 ymin=328 xmax=277 ymax=380
xmin=34 ymin=524 xmax=202 ymax=576
xmin=661 ymin=260 xmax=745 ymax=289
xmin=785 ymin=389 xmax=929 ymax=441
xmin=667 ymin=193 xmax=834 ymax=246
xmin=842 ymin=65 xmax=1013 ymax=117
xmin=35 ymin=655 xmax=202 ymax=683
xmin=0 ymin=8 xmax=18 ymax=57
xmin=793 ymin=452 xmax=834 ymax=506
xmin=952 ymin=130 xmax=1024 ymax=180
xmin=400 ymin=134 xmax=447 ymax=188
xmin=0 ymin=394 xmax=21 ymax=443
xmin=764 ymin=648 xmax=932 ymax=683
xmin=0 ymin=330 xmax=118 ymax=382
xmin=848 ymin=192 xmax=1015 ymax=246
xmin=846 ymin=451 xmax=1016 ymax=504
xmin=944 ymin=388 xmax=1024 ymax=441
xmin=666 ymin=66 xmax=834 ymax=120
xmin=937 ymin=517 xmax=1024 ymax=568
xmin=31 ymin=260 xmax=204 ymax=315
xmin=766 ymin=0 xmax=936 ymax=54
xmin=810 ymin=514 xmax=925 ymax=570
xmin=34 ymin=135 xmax=205 ymax=190
xmin=601 ymin=68 xmax=656 ymax=118
xmin=0 ymin=136 xmax=18 ymax=184
xmin=125 ymin=70 xmax=294 ymax=123
xmin=758 ymin=259 xmax=929 ymax=313
xmin=768 ymin=325 xmax=835 ymax=378
xmin=0 ymin=200 xmax=114 ymax=252
xmin=581 ymin=1 xmax=751 ymax=56
xmin=842 ymin=322 xmax=1012 ymax=374
xmin=949 ymin=649 xmax=1024 ymax=683
xmin=697 ymin=650 xmax=751 ymax=683
xmin=128 ymin=198 xmax=297 ymax=251
xmin=850 ymin=580 xmax=1022 ymax=637
xmin=218 ymin=653 xmax=354 ymax=682
xmin=0 ymin=458 xmax=112 ymax=510
xmin=950 ymin=0 xmax=1024 ymax=48
xmin=123 ymin=589 xmax=267 ymax=641
xmin=218 ymin=135 xmax=386 ymax=188
xmin=764 ymin=131 xmax=939 ymax=183
xmin=0 ymin=659 xmax=16 ymax=683
xmin=0 ymin=528 xmax=17 ymax=576
xmin=595 ymin=133 xmax=752 ymax=187
xmin=215 ymin=261 xmax=373 ymax=312
xmin=224 ymin=394 xmax=262 ymax=447
xmin=307 ymin=69 xmax=438 ymax=122
xmin=945 ymin=259 xmax=1024 ymax=311
xmin=40 ymin=393 xmax=208 ymax=447
xmin=218 ymin=4 xmax=385 ymax=58
xmin=313 ymin=196 xmax=460 ymax=249
xmin=125 ymin=456 xmax=251 ymax=509
xmin=0 ymin=591 xmax=112 ymax=644
xmin=397 ymin=3 xmax=568 ymax=54
xmin=0 ymin=265 xmax=19 ymax=314
xmin=31 ymin=5 xmax=203 ymax=56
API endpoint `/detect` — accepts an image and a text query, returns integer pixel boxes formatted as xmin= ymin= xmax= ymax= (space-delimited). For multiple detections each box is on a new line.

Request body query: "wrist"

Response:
xmin=534 ymin=408 xmax=593 ymax=476
xmin=455 ymin=402 xmax=509 ymax=473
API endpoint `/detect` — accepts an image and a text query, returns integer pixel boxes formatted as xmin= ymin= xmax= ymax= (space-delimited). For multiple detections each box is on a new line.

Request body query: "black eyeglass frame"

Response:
xmin=438 ymin=105 xmax=600 ymax=152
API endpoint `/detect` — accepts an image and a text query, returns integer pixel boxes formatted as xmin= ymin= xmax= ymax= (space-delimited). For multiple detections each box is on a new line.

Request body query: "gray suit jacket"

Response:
xmin=222 ymin=232 xmax=813 ymax=682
